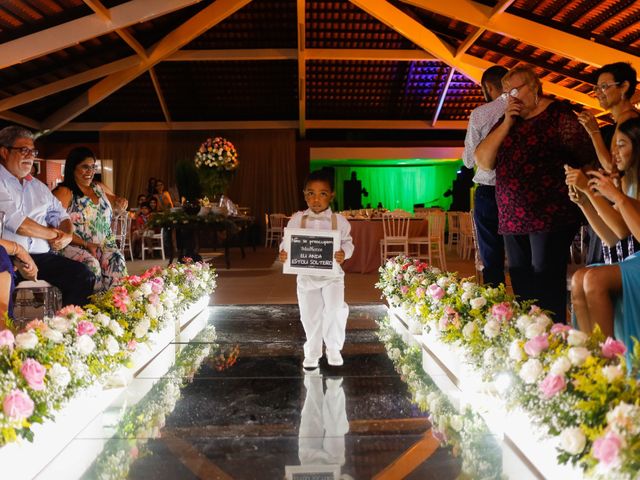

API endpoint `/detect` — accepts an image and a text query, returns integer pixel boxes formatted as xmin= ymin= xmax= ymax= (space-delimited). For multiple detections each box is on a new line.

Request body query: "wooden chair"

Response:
xmin=380 ymin=213 xmax=410 ymax=264
xmin=408 ymin=210 xmax=447 ymax=270
xmin=457 ymin=212 xmax=475 ymax=260
xmin=446 ymin=211 xmax=462 ymax=251
xmin=265 ymin=213 xmax=286 ymax=248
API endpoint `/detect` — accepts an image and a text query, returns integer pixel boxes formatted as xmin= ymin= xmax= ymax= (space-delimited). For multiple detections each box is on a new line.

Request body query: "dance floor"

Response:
xmin=35 ymin=304 xmax=499 ymax=479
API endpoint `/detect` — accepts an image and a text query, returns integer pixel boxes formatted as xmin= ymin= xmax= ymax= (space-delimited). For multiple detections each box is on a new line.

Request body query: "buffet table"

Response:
xmin=342 ymin=218 xmax=428 ymax=274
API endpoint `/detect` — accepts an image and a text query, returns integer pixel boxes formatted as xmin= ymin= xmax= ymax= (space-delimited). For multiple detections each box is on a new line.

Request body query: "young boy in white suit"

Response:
xmin=279 ymin=171 xmax=354 ymax=369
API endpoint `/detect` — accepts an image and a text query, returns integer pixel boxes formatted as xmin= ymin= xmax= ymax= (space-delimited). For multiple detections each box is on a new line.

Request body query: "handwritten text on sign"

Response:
xmin=290 ymin=235 xmax=334 ymax=269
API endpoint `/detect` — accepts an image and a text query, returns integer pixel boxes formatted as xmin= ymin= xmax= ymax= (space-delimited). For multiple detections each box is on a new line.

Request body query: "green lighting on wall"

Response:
xmin=310 ymin=158 xmax=464 ymax=212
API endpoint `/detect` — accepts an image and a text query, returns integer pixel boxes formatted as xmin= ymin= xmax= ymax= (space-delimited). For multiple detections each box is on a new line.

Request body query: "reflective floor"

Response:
xmin=40 ymin=305 xmax=467 ymax=480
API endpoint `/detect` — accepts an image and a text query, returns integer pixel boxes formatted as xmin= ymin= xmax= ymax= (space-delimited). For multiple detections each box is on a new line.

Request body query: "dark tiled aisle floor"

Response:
xmin=75 ymin=304 xmax=462 ymax=480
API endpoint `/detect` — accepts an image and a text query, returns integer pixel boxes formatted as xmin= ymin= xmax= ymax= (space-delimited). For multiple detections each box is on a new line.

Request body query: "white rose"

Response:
xmin=134 ymin=318 xmax=151 ymax=339
xmin=49 ymin=316 xmax=71 ymax=333
xmin=462 ymin=322 xmax=476 ymax=339
xmin=534 ymin=314 xmax=552 ymax=330
xmin=156 ymin=304 xmax=164 ymax=317
xmin=15 ymin=331 xmax=38 ymax=350
xmin=519 ymin=359 xmax=543 ymax=384
xmin=461 ymin=291 xmax=473 ymax=304
xmin=95 ymin=312 xmax=111 ymax=327
xmin=559 ymin=427 xmax=586 ymax=455
xmin=437 ymin=277 xmax=451 ymax=288
xmin=109 ymin=320 xmax=124 ymax=337
xmin=516 ymin=314 xmax=533 ymax=332
xmin=550 ymin=356 xmax=572 ymax=376
xmin=461 ymin=281 xmax=475 ymax=292
xmin=145 ymin=303 xmax=157 ymax=319
xmin=525 ymin=322 xmax=545 ymax=339
xmin=388 ymin=348 xmax=401 ymax=361
xmin=48 ymin=363 xmax=71 ymax=388
xmin=43 ymin=328 xmax=63 ymax=343
xmin=470 ymin=297 xmax=487 ymax=309
xmin=105 ymin=335 xmax=120 ymax=355
xmin=568 ymin=347 xmax=590 ymax=366
xmin=483 ymin=319 xmax=500 ymax=338
xmin=76 ymin=335 xmax=96 ymax=355
xmin=567 ymin=330 xmax=588 ymax=347
xmin=450 ymin=415 xmax=463 ymax=432
xmin=602 ymin=365 xmax=623 ymax=383
xmin=140 ymin=282 xmax=153 ymax=296
xmin=131 ymin=289 xmax=143 ymax=300
xmin=508 ymin=340 xmax=524 ymax=362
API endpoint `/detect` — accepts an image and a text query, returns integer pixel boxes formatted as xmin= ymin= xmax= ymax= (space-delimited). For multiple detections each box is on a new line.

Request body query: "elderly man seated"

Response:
xmin=0 ymin=125 xmax=95 ymax=306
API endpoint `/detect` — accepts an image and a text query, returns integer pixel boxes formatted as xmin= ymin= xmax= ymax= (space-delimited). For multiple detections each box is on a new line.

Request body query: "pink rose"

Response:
xmin=550 ymin=323 xmax=571 ymax=336
xmin=592 ymin=431 xmax=622 ymax=467
xmin=524 ymin=335 xmax=549 ymax=357
xmin=127 ymin=340 xmax=138 ymax=351
xmin=0 ymin=330 xmax=15 ymax=350
xmin=396 ymin=274 xmax=404 ymax=282
xmin=601 ymin=338 xmax=627 ymax=359
xmin=415 ymin=287 xmax=425 ymax=298
xmin=400 ymin=285 xmax=409 ymax=295
xmin=20 ymin=358 xmax=46 ymax=391
xmin=149 ymin=293 xmax=160 ymax=305
xmin=3 ymin=389 xmax=34 ymax=420
xmin=491 ymin=302 xmax=513 ymax=322
xmin=539 ymin=373 xmax=566 ymax=399
xmin=150 ymin=278 xmax=164 ymax=294
xmin=77 ymin=321 xmax=97 ymax=337
xmin=427 ymin=284 xmax=445 ymax=300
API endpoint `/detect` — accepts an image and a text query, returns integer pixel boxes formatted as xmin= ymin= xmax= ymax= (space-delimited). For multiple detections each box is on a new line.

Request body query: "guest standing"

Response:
xmin=463 ymin=65 xmax=508 ymax=286
xmin=475 ymin=66 xmax=597 ymax=321
xmin=153 ymin=180 xmax=174 ymax=211
xmin=0 ymin=126 xmax=95 ymax=306
xmin=53 ymin=147 xmax=127 ymax=292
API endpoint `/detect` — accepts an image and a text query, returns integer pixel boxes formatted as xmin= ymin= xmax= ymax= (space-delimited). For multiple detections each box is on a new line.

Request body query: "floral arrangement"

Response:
xmin=86 ymin=325 xmax=217 ymax=480
xmin=377 ymin=255 xmax=640 ymax=479
xmin=377 ymin=315 xmax=503 ymax=479
xmin=194 ymin=137 xmax=238 ymax=198
xmin=0 ymin=260 xmax=216 ymax=447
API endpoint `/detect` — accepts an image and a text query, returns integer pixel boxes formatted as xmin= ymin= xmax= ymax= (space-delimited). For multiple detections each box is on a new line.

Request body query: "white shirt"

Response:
xmin=0 ymin=164 xmax=69 ymax=254
xmin=462 ymin=94 xmax=507 ymax=186
xmin=280 ymin=208 xmax=354 ymax=261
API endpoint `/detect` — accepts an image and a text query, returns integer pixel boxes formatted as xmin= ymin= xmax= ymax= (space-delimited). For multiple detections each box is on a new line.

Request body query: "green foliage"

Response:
xmin=175 ymin=159 xmax=202 ymax=202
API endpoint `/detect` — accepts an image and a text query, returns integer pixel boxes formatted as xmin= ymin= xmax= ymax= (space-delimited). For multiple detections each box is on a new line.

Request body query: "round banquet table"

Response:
xmin=342 ymin=218 xmax=429 ymax=274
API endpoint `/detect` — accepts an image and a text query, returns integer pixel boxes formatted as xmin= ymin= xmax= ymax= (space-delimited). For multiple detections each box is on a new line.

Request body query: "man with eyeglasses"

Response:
xmin=0 ymin=125 xmax=95 ymax=307
xmin=462 ymin=65 xmax=508 ymax=287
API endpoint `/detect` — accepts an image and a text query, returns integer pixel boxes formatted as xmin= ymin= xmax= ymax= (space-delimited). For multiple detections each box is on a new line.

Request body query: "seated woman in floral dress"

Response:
xmin=53 ymin=147 xmax=128 ymax=292
xmin=566 ymin=117 xmax=640 ymax=350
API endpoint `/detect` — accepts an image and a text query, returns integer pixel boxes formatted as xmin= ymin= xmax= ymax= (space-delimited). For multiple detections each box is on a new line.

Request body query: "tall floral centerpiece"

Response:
xmin=194 ymin=136 xmax=239 ymax=199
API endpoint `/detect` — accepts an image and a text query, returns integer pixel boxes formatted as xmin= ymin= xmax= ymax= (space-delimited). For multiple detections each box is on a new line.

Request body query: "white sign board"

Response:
xmin=282 ymin=228 xmax=341 ymax=276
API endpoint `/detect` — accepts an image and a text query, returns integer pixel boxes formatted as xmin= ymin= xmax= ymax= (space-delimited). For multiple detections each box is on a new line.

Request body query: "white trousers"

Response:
xmin=299 ymin=374 xmax=348 ymax=466
xmin=297 ymin=274 xmax=349 ymax=360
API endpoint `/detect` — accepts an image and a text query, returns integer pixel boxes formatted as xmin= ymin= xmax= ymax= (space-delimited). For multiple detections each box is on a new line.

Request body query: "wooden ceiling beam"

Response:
xmin=297 ymin=0 xmax=306 ymax=138
xmin=0 ymin=57 xmax=140 ymax=112
xmin=0 ymin=0 xmax=200 ymax=69
xmin=349 ymin=0 xmax=484 ymax=82
xmin=401 ymin=0 xmax=640 ymax=75
xmin=59 ymin=120 xmax=469 ymax=131
xmin=168 ymin=49 xmax=298 ymax=61
xmin=42 ymin=0 xmax=253 ymax=133
xmin=306 ymin=49 xmax=435 ymax=61
xmin=149 ymin=69 xmax=171 ymax=123
xmin=454 ymin=0 xmax=516 ymax=59
xmin=0 ymin=111 xmax=41 ymax=131
xmin=432 ymin=67 xmax=455 ymax=126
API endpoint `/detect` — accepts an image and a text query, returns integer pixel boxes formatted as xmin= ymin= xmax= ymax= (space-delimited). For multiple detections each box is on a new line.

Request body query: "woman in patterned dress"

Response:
xmin=53 ymin=147 xmax=127 ymax=292
xmin=475 ymin=65 xmax=598 ymax=322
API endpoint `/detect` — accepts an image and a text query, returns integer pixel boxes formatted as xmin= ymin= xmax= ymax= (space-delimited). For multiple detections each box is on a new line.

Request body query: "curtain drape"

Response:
xmin=100 ymin=129 xmax=298 ymax=227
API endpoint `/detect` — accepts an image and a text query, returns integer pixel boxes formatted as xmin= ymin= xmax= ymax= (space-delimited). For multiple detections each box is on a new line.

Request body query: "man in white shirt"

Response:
xmin=463 ymin=66 xmax=508 ymax=287
xmin=0 ymin=126 xmax=95 ymax=306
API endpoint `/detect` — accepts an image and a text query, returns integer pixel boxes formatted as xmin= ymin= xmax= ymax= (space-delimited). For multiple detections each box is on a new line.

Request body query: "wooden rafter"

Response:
xmin=297 ymin=0 xmax=306 ymax=138
xmin=0 ymin=0 xmax=200 ymax=69
xmin=41 ymin=0 xmax=253 ymax=133
xmin=454 ymin=0 xmax=516 ymax=59
xmin=349 ymin=0 xmax=483 ymax=82
xmin=60 ymin=120 xmax=469 ymax=131
xmin=401 ymin=0 xmax=640 ymax=74
xmin=149 ymin=69 xmax=171 ymax=123
xmin=0 ymin=111 xmax=40 ymax=131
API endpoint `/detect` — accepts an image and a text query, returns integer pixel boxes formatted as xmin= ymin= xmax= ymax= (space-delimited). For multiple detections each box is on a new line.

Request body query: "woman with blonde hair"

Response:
xmin=475 ymin=65 xmax=597 ymax=321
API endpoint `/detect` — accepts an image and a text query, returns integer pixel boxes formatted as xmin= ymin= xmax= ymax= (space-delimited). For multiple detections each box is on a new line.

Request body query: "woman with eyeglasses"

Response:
xmin=475 ymin=65 xmax=598 ymax=322
xmin=53 ymin=147 xmax=128 ymax=292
